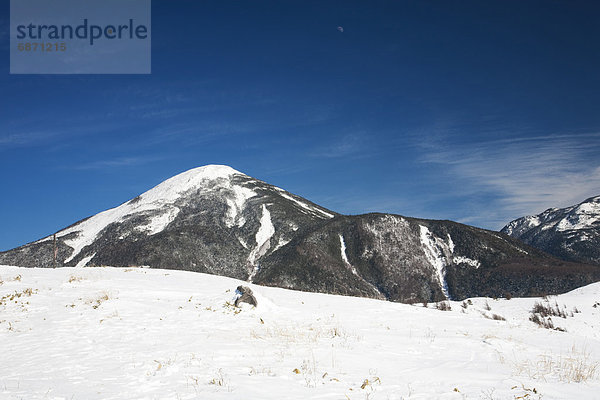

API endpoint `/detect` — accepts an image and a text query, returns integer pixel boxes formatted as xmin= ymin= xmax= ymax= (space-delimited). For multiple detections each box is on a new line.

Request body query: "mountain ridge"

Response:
xmin=502 ymin=195 xmax=600 ymax=265
xmin=2 ymin=165 xmax=599 ymax=302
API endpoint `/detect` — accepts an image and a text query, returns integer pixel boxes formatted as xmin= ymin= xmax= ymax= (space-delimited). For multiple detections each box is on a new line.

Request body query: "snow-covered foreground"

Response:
xmin=1 ymin=266 xmax=599 ymax=400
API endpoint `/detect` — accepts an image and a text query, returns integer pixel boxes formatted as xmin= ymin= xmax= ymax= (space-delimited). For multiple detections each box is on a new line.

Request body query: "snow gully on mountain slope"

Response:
xmin=338 ymin=234 xmax=358 ymax=276
xmin=248 ymin=204 xmax=275 ymax=282
xmin=419 ymin=226 xmax=452 ymax=300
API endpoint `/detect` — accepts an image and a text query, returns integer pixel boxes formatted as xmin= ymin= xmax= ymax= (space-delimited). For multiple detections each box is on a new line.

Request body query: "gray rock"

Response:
xmin=234 ymin=285 xmax=257 ymax=307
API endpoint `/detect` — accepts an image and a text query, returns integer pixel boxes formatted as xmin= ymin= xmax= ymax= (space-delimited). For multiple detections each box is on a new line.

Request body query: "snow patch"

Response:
xmin=453 ymin=255 xmax=481 ymax=269
xmin=419 ymin=225 xmax=451 ymax=299
xmin=339 ymin=234 xmax=358 ymax=276
xmin=526 ymin=216 xmax=541 ymax=229
xmin=238 ymin=236 xmax=249 ymax=249
xmin=447 ymin=234 xmax=455 ymax=253
xmin=135 ymin=207 xmax=181 ymax=235
xmin=224 ymin=185 xmax=257 ymax=228
xmin=556 ymin=201 xmax=600 ymax=231
xmin=248 ymin=205 xmax=276 ymax=281
xmin=74 ymin=253 xmax=95 ymax=269
xmin=490 ymin=233 xmax=529 ymax=255
xmin=272 ymin=237 xmax=291 ymax=252
xmin=277 ymin=192 xmax=334 ymax=219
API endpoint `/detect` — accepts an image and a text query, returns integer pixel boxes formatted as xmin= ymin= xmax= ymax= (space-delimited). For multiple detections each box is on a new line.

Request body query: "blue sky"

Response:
xmin=1 ymin=1 xmax=600 ymax=251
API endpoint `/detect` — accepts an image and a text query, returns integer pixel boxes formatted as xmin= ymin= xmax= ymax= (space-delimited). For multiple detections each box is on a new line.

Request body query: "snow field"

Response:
xmin=0 ymin=265 xmax=599 ymax=399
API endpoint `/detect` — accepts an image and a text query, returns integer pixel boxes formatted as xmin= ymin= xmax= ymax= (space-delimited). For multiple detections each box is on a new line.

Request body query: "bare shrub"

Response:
xmin=250 ymin=322 xmax=360 ymax=346
xmin=293 ymin=356 xmax=317 ymax=388
xmin=86 ymin=291 xmax=112 ymax=309
xmin=484 ymin=301 xmax=492 ymax=311
xmin=360 ymin=376 xmax=381 ymax=399
xmin=529 ymin=313 xmax=565 ymax=332
xmin=436 ymin=301 xmax=452 ymax=311
xmin=513 ymin=346 xmax=599 ymax=383
xmin=208 ymin=369 xmax=228 ymax=388
xmin=0 ymin=288 xmax=37 ymax=306
xmin=510 ymin=385 xmax=542 ymax=400
xmin=532 ymin=301 xmax=567 ymax=318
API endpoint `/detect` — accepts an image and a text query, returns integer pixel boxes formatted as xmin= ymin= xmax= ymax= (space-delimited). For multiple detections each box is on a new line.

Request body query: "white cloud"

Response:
xmin=74 ymin=156 xmax=161 ymax=170
xmin=422 ymin=132 xmax=600 ymax=228
xmin=310 ymin=133 xmax=369 ymax=159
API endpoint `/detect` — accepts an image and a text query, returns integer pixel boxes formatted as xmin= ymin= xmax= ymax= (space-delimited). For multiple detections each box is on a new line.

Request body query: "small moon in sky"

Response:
xmin=337 ymin=26 xmax=344 ymax=33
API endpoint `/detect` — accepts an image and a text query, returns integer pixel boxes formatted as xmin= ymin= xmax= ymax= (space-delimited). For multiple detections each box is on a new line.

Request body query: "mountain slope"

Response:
xmin=502 ymin=196 xmax=600 ymax=265
xmin=255 ymin=213 xmax=600 ymax=302
xmin=0 ymin=165 xmax=336 ymax=280
xmin=1 ymin=265 xmax=599 ymax=400
xmin=1 ymin=165 xmax=599 ymax=303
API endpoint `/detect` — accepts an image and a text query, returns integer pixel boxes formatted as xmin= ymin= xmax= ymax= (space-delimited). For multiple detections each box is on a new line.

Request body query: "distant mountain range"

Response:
xmin=502 ymin=195 xmax=600 ymax=266
xmin=1 ymin=165 xmax=599 ymax=302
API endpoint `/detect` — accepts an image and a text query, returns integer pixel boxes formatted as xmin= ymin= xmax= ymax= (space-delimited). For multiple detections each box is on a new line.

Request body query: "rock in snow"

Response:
xmin=234 ymin=285 xmax=258 ymax=307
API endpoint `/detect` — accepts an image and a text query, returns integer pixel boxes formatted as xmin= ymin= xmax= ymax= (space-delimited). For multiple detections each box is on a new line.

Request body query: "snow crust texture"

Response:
xmin=1 ymin=265 xmax=599 ymax=400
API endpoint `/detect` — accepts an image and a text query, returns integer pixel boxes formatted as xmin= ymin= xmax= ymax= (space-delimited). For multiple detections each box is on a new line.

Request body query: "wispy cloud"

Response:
xmin=310 ymin=133 xmax=371 ymax=159
xmin=73 ymin=156 xmax=162 ymax=170
xmin=421 ymin=132 xmax=600 ymax=228
xmin=0 ymin=118 xmax=137 ymax=150
xmin=0 ymin=130 xmax=60 ymax=146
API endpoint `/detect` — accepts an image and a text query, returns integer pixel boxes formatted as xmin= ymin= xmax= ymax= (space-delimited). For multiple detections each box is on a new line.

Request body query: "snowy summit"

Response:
xmin=503 ymin=195 xmax=600 ymax=265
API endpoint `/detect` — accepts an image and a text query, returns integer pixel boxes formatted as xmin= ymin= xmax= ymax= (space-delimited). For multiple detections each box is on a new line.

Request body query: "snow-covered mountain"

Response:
xmin=1 ymin=165 xmax=599 ymax=302
xmin=502 ymin=196 xmax=600 ymax=265
xmin=255 ymin=213 xmax=600 ymax=302
xmin=0 ymin=165 xmax=335 ymax=279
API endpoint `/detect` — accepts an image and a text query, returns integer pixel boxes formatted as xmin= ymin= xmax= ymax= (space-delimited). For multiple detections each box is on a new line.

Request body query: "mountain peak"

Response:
xmin=7 ymin=165 xmax=336 ymax=270
xmin=182 ymin=164 xmax=244 ymax=179
xmin=586 ymin=195 xmax=600 ymax=203
xmin=502 ymin=195 xmax=600 ymax=265
xmin=140 ymin=164 xmax=247 ymax=204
